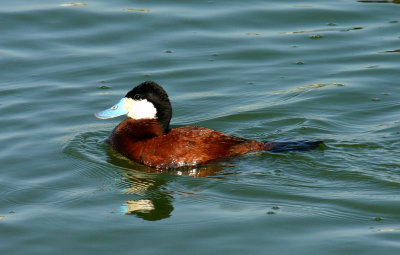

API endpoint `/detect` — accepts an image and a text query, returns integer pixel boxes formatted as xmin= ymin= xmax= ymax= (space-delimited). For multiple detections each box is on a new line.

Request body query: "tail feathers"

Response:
xmin=262 ymin=140 xmax=323 ymax=152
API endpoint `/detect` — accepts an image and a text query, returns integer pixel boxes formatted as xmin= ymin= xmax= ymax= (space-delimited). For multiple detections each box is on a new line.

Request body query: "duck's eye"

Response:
xmin=134 ymin=94 xmax=141 ymax=100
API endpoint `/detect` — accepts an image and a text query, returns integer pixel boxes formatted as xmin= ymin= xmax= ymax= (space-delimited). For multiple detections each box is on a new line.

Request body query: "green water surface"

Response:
xmin=1 ymin=0 xmax=399 ymax=254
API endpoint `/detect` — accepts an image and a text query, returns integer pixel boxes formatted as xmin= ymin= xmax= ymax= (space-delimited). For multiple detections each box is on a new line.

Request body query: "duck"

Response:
xmin=95 ymin=81 xmax=322 ymax=169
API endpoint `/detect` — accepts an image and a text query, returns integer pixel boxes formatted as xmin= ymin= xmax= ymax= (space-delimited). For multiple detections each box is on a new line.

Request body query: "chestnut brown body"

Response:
xmin=109 ymin=119 xmax=264 ymax=168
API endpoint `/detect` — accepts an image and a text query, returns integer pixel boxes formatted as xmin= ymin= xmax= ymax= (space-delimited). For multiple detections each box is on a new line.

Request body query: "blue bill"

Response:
xmin=95 ymin=98 xmax=128 ymax=119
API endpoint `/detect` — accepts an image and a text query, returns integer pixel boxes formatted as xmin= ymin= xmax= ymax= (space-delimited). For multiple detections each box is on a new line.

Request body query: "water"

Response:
xmin=1 ymin=0 xmax=399 ymax=254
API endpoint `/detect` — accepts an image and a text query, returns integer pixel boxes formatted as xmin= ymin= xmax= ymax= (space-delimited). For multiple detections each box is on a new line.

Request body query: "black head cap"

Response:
xmin=125 ymin=81 xmax=172 ymax=134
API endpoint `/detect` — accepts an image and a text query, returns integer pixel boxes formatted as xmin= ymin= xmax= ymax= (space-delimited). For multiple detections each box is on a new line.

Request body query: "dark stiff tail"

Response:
xmin=262 ymin=140 xmax=323 ymax=152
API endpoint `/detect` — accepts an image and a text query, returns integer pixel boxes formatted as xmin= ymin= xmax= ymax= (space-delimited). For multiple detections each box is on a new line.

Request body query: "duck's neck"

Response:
xmin=157 ymin=111 xmax=171 ymax=134
xmin=116 ymin=118 xmax=165 ymax=140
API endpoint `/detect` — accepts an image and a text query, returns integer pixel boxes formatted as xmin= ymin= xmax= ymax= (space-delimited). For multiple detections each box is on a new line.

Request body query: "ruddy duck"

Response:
xmin=96 ymin=81 xmax=322 ymax=168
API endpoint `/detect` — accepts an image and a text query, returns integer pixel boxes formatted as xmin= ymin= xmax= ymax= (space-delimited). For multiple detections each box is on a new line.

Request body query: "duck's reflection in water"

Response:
xmin=108 ymin=153 xmax=229 ymax=221
xmin=119 ymin=169 xmax=174 ymax=221
xmin=121 ymin=198 xmax=173 ymax=221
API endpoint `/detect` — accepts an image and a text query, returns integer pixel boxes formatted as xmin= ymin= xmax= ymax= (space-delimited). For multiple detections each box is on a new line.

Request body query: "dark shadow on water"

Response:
xmin=384 ymin=49 xmax=400 ymax=52
xmin=358 ymin=0 xmax=400 ymax=3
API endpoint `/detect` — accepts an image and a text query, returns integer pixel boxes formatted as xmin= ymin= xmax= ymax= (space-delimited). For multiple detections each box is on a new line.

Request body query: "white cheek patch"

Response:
xmin=123 ymin=97 xmax=157 ymax=119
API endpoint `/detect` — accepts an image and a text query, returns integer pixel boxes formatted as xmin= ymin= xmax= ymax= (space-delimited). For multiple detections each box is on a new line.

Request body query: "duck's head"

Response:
xmin=95 ymin=81 xmax=172 ymax=134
